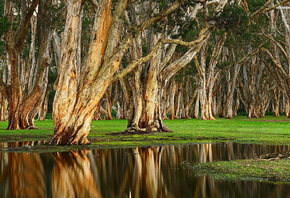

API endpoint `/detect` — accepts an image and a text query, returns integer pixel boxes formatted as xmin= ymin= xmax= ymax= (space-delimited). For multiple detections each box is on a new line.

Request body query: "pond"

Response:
xmin=0 ymin=142 xmax=289 ymax=197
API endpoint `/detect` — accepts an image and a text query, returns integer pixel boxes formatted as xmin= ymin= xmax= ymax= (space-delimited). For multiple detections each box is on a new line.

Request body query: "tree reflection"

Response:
xmin=51 ymin=150 xmax=101 ymax=198
xmin=0 ymin=142 xmax=289 ymax=197
xmin=0 ymin=142 xmax=46 ymax=198
xmin=130 ymin=147 xmax=171 ymax=198
xmin=89 ymin=143 xmax=290 ymax=198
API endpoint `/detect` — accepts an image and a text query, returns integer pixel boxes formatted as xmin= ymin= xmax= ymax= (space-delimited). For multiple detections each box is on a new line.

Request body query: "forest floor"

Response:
xmin=0 ymin=115 xmax=289 ymax=183
xmin=0 ymin=115 xmax=289 ymax=148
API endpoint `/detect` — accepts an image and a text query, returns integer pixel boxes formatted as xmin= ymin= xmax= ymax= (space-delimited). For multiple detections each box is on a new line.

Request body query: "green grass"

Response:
xmin=194 ymin=158 xmax=290 ymax=184
xmin=0 ymin=115 xmax=289 ymax=148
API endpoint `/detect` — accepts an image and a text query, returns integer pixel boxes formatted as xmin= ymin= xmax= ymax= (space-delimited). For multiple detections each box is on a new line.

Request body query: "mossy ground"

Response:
xmin=194 ymin=158 xmax=290 ymax=184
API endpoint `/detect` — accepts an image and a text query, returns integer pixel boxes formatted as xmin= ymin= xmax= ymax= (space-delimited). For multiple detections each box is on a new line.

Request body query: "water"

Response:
xmin=0 ymin=142 xmax=289 ymax=197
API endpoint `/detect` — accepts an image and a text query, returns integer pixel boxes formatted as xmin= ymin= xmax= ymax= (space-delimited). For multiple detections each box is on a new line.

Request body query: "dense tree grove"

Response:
xmin=0 ymin=0 xmax=290 ymax=145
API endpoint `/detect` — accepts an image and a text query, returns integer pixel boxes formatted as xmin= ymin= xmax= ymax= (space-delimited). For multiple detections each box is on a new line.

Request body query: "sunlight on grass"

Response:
xmin=0 ymin=115 xmax=289 ymax=147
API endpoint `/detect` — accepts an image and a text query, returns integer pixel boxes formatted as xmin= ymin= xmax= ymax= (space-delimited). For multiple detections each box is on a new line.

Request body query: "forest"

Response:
xmin=0 ymin=0 xmax=290 ymax=146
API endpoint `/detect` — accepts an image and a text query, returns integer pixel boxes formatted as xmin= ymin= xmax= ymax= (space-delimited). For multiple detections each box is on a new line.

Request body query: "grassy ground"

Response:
xmin=0 ymin=115 xmax=290 ymax=148
xmin=194 ymin=158 xmax=290 ymax=184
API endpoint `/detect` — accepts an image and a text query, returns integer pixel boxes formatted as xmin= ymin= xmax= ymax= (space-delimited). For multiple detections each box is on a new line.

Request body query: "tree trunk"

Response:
xmin=92 ymin=102 xmax=102 ymax=121
xmin=3 ymin=0 xmax=50 ymax=129
xmin=18 ymin=0 xmax=52 ymax=129
xmin=38 ymin=85 xmax=49 ymax=121
xmin=233 ymin=93 xmax=240 ymax=116
xmin=226 ymin=64 xmax=241 ymax=119
xmin=193 ymin=92 xmax=200 ymax=118
xmin=169 ymin=80 xmax=176 ymax=119
xmin=0 ymin=94 xmax=8 ymax=121
xmin=48 ymin=0 xmax=128 ymax=144
xmin=104 ymin=85 xmax=113 ymax=120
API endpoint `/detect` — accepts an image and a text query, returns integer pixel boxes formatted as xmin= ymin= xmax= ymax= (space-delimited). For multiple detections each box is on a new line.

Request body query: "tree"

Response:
xmin=260 ymin=2 xmax=290 ymax=117
xmin=0 ymin=0 xmax=52 ymax=129
xmin=47 ymin=0 xmax=183 ymax=145
xmin=114 ymin=0 xmax=232 ymax=132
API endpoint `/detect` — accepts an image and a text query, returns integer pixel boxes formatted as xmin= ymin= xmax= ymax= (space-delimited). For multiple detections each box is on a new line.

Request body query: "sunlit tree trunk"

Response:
xmin=48 ymin=0 xmax=182 ymax=144
xmin=49 ymin=0 xmax=113 ymax=144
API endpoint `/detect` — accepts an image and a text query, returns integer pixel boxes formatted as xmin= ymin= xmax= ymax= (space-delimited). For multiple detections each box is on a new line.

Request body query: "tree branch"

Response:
xmin=15 ymin=0 xmax=39 ymax=50
xmin=138 ymin=1 xmax=181 ymax=31
xmin=260 ymin=47 xmax=289 ymax=79
xmin=249 ymin=0 xmax=273 ymax=20
xmin=263 ymin=33 xmax=290 ymax=63
xmin=111 ymin=40 xmax=163 ymax=82
xmin=249 ymin=0 xmax=290 ymax=20
xmin=162 ymin=28 xmax=210 ymax=47
xmin=160 ymin=28 xmax=210 ymax=83
xmin=107 ymin=0 xmax=183 ymax=81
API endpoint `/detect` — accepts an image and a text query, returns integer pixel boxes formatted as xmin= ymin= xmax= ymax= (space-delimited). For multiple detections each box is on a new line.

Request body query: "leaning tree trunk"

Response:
xmin=47 ymin=0 xmax=129 ymax=145
xmin=48 ymin=0 xmax=96 ymax=145
xmin=18 ymin=0 xmax=52 ymax=129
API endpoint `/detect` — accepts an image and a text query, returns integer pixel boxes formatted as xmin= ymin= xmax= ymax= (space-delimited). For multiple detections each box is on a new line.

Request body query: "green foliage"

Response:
xmin=211 ymin=2 xmax=249 ymax=38
xmin=0 ymin=2 xmax=11 ymax=38
xmin=248 ymin=0 xmax=266 ymax=13
xmin=0 ymin=40 xmax=6 ymax=57
xmin=50 ymin=3 xmax=66 ymax=29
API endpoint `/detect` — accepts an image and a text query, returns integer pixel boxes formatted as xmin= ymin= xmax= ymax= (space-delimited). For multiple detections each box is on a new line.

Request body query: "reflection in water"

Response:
xmin=130 ymin=147 xmax=169 ymax=197
xmin=0 ymin=142 xmax=289 ymax=197
xmin=0 ymin=142 xmax=46 ymax=198
xmin=51 ymin=150 xmax=101 ymax=198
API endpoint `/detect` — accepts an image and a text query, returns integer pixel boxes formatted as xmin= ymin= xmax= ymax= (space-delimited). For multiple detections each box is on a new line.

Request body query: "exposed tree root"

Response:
xmin=46 ymin=134 xmax=90 ymax=145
